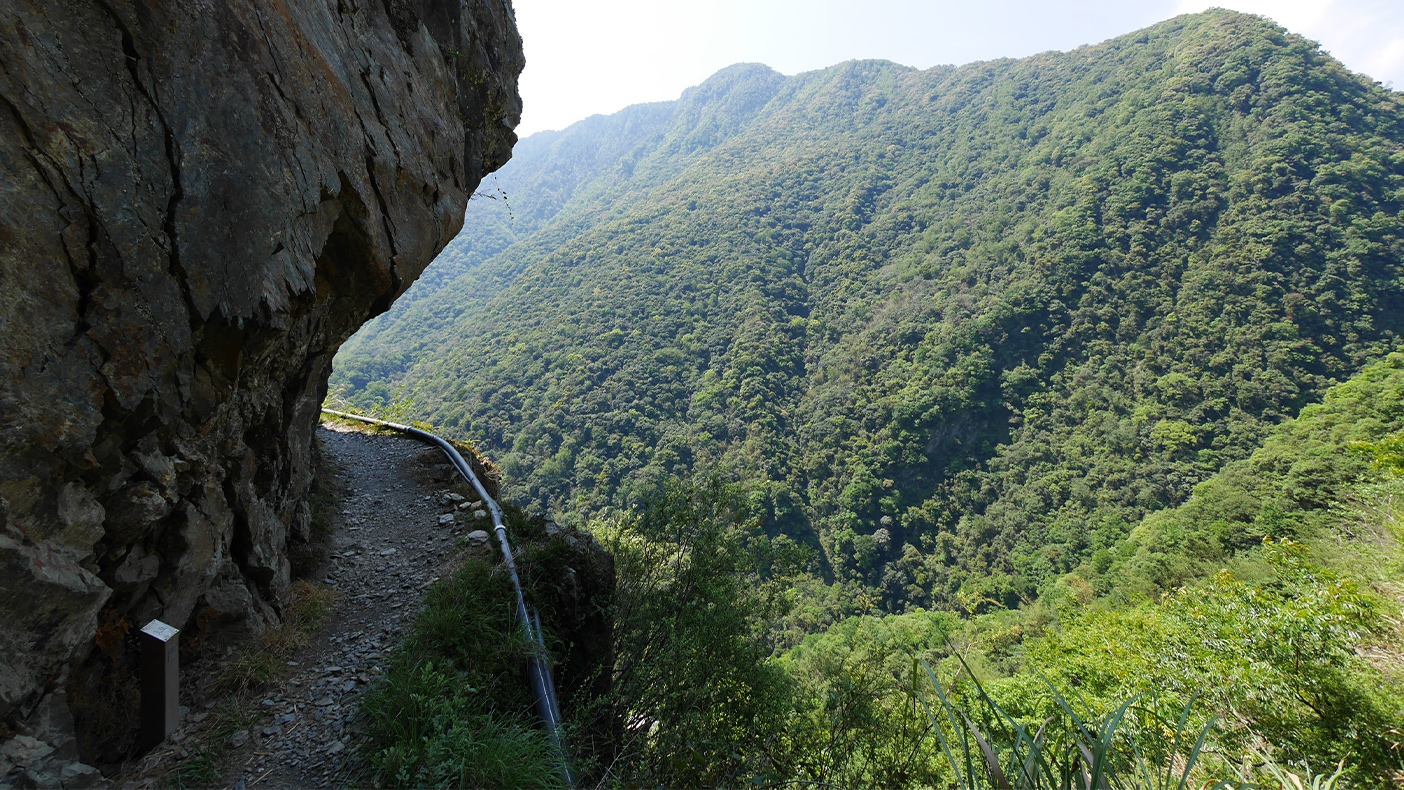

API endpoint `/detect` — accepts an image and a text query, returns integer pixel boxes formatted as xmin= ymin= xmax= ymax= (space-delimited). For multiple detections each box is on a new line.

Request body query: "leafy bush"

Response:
xmin=592 ymin=474 xmax=800 ymax=787
xmin=360 ymin=561 xmax=567 ymax=788
xmin=1017 ymin=541 xmax=1402 ymax=786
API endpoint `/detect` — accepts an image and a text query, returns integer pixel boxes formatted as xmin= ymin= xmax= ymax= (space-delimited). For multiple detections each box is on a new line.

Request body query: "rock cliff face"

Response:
xmin=0 ymin=0 xmax=522 ymax=765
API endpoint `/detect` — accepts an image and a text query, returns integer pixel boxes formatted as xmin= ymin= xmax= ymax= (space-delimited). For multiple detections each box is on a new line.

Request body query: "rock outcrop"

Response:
xmin=0 ymin=0 xmax=522 ymax=767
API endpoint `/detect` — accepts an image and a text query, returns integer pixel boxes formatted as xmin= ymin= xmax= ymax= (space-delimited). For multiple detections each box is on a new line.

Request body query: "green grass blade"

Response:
xmin=1033 ymin=667 xmax=1096 ymax=747
xmin=1021 ymin=717 xmax=1054 ymax=789
xmin=1126 ymin=714 xmax=1156 ymax=790
xmin=962 ymin=712 xmax=1013 ymax=790
xmin=1167 ymin=693 xmax=1201 ymax=790
xmin=1090 ymin=695 xmax=1139 ymax=789
xmin=916 ymin=656 xmax=974 ymax=789
xmin=1175 ymin=716 xmax=1219 ymax=790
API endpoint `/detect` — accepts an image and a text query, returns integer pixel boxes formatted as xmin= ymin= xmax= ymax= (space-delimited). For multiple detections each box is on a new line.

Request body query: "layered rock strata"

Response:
xmin=0 ymin=0 xmax=522 ymax=766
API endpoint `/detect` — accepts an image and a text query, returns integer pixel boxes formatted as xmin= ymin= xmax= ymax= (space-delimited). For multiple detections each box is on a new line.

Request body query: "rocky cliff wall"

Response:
xmin=0 ymin=0 xmax=521 ymax=765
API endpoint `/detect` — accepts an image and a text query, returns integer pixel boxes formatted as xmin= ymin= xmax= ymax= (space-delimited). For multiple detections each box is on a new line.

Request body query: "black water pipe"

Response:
xmin=320 ymin=409 xmax=575 ymax=786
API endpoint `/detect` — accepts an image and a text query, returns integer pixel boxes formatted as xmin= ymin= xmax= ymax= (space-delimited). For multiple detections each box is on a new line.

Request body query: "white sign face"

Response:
xmin=140 ymin=619 xmax=180 ymax=643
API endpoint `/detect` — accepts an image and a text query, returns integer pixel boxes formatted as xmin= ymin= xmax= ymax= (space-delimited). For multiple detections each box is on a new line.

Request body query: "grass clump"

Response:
xmin=171 ymin=751 xmax=221 ymax=789
xmin=225 ymin=580 xmax=338 ymax=693
xmin=360 ymin=560 xmax=566 ymax=789
xmin=159 ymin=695 xmax=263 ymax=788
xmin=162 ymin=581 xmax=338 ymax=785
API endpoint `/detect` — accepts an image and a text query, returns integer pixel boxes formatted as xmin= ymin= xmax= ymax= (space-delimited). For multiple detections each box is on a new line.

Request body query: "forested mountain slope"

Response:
xmin=332 ymin=10 xmax=1404 ymax=610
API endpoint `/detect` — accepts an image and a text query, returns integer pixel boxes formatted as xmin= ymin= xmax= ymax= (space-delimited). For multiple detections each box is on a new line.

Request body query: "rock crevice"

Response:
xmin=0 ymin=0 xmax=522 ymax=768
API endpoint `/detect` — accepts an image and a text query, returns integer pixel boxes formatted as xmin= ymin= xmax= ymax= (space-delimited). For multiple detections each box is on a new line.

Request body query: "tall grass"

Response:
xmin=914 ymin=649 xmax=1235 ymax=790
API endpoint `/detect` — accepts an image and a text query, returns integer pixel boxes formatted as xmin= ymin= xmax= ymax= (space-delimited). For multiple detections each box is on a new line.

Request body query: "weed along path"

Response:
xmin=229 ymin=423 xmax=483 ymax=788
xmin=123 ymin=422 xmax=498 ymax=788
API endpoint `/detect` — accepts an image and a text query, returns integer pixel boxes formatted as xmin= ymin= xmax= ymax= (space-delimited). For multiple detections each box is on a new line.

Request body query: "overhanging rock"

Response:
xmin=0 ymin=0 xmax=522 ymax=765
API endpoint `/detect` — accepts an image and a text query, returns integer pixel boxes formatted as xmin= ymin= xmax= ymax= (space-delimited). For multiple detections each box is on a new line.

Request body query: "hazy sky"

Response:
xmin=510 ymin=0 xmax=1404 ymax=138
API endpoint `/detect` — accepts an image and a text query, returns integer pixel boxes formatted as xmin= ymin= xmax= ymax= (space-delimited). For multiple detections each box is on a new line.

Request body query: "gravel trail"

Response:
xmin=226 ymin=424 xmax=490 ymax=789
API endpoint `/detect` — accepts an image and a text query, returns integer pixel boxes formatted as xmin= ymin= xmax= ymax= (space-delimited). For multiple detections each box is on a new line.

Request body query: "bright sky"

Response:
xmin=510 ymin=0 xmax=1404 ymax=138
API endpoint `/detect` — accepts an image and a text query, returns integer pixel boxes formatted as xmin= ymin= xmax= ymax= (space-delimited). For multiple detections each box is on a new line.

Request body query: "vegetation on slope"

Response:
xmin=339 ymin=11 xmax=1404 ymax=784
xmin=359 ymin=353 xmax=1404 ymax=787
xmin=357 ymin=503 xmax=581 ymax=789
xmin=333 ymin=10 xmax=1404 ymax=613
xmin=598 ymin=355 xmax=1404 ymax=786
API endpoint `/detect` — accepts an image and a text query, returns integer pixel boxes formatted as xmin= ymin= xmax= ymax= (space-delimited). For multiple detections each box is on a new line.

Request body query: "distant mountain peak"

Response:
xmin=335 ymin=9 xmax=1404 ymax=613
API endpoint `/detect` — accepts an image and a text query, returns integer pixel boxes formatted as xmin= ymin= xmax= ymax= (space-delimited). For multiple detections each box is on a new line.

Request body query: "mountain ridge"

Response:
xmin=333 ymin=8 xmax=1404 ymax=610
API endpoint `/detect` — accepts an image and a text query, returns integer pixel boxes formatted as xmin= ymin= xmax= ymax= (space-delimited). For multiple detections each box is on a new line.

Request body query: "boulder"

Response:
xmin=0 ymin=0 xmax=522 ymax=762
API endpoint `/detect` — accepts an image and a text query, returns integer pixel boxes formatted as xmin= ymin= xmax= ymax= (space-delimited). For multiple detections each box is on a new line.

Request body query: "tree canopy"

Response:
xmin=332 ymin=9 xmax=1404 ymax=612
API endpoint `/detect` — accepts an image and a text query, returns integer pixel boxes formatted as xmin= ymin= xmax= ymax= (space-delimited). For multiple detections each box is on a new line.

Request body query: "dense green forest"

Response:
xmin=330 ymin=9 xmax=1404 ymax=786
xmin=334 ymin=11 xmax=1404 ymax=614
xmin=360 ymin=354 xmax=1404 ymax=786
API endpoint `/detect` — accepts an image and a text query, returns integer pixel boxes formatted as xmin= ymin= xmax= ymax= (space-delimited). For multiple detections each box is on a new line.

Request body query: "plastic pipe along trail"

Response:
xmin=320 ymin=408 xmax=575 ymax=786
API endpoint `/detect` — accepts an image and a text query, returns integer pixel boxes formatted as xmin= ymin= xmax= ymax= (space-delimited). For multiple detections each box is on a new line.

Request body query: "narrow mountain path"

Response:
xmin=74 ymin=424 xmax=476 ymax=790
xmin=220 ymin=423 xmax=490 ymax=789
xmin=112 ymin=423 xmax=496 ymax=789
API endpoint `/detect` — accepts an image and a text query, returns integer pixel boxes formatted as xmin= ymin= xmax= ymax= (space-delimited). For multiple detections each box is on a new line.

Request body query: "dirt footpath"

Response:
xmin=120 ymin=423 xmax=494 ymax=789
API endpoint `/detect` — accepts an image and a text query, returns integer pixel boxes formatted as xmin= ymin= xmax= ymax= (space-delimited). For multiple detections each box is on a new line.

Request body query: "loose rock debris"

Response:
xmin=118 ymin=423 xmax=492 ymax=788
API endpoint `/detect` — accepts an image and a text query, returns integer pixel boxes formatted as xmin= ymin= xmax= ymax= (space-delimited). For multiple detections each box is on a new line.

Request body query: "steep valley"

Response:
xmin=333 ymin=10 xmax=1404 ymax=611
xmin=5 ymin=2 xmax=1403 ymax=785
xmin=326 ymin=14 xmax=1404 ymax=780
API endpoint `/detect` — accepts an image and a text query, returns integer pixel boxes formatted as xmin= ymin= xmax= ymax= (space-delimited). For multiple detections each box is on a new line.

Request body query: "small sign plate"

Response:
xmin=140 ymin=619 xmax=179 ymax=643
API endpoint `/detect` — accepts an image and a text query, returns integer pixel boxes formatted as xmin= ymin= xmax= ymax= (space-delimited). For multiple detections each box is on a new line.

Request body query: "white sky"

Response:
xmin=510 ymin=0 xmax=1404 ymax=138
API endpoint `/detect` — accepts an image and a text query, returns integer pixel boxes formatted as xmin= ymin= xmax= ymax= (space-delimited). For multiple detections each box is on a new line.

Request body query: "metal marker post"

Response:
xmin=139 ymin=619 xmax=180 ymax=750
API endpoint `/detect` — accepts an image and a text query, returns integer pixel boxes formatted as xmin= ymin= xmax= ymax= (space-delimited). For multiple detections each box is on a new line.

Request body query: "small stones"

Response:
xmin=229 ymin=730 xmax=250 ymax=748
xmin=260 ymin=698 xmax=276 ymax=707
xmin=1 ymin=734 xmax=54 ymax=765
xmin=213 ymin=433 xmax=506 ymax=787
xmin=60 ymin=762 xmax=103 ymax=789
